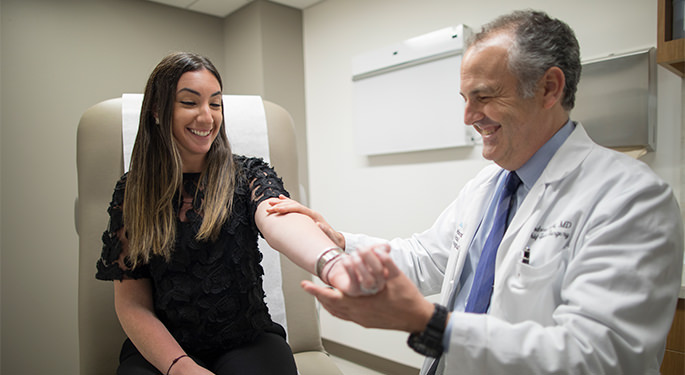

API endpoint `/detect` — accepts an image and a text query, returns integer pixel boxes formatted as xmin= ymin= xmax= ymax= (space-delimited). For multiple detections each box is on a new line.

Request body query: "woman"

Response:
xmin=96 ymin=52 xmax=383 ymax=375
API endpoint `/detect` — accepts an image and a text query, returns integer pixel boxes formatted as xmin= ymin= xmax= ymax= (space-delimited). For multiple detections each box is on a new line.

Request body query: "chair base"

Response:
xmin=294 ymin=351 xmax=344 ymax=375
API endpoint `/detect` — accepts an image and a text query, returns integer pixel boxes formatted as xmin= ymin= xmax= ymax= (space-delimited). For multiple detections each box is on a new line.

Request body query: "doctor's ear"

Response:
xmin=540 ymin=66 xmax=565 ymax=109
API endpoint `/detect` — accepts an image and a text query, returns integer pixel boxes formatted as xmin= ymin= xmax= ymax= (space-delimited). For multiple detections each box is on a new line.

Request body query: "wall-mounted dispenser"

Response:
xmin=573 ymin=48 xmax=657 ymax=152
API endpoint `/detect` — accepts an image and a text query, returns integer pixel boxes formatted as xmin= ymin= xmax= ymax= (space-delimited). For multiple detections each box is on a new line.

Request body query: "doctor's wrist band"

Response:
xmin=316 ymin=247 xmax=344 ymax=285
xmin=407 ymin=303 xmax=448 ymax=358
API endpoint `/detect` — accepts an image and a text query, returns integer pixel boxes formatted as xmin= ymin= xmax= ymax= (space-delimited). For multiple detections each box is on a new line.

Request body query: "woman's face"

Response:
xmin=171 ymin=68 xmax=223 ymax=172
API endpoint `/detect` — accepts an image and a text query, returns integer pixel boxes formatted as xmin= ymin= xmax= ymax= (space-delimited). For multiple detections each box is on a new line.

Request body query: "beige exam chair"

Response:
xmin=75 ymin=97 xmax=342 ymax=375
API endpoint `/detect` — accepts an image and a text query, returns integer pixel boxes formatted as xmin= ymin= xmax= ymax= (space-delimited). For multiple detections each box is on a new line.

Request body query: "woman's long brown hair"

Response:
xmin=124 ymin=52 xmax=235 ymax=267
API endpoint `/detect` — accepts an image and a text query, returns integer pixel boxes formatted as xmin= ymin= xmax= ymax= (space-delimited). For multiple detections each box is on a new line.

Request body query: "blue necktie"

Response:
xmin=425 ymin=171 xmax=521 ymax=375
xmin=465 ymin=171 xmax=521 ymax=314
xmin=424 ymin=171 xmax=521 ymax=375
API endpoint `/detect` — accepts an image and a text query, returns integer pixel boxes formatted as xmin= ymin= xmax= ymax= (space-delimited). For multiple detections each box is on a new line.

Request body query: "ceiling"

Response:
xmin=146 ymin=0 xmax=324 ymax=18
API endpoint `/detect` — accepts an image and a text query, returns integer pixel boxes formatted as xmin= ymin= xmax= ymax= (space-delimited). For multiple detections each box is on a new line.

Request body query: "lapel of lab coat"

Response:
xmin=488 ymin=123 xmax=594 ymax=315
xmin=439 ymin=167 xmax=502 ymax=306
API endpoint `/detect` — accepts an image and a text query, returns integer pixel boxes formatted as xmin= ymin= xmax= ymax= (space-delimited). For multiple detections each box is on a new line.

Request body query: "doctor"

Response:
xmin=269 ymin=9 xmax=684 ymax=375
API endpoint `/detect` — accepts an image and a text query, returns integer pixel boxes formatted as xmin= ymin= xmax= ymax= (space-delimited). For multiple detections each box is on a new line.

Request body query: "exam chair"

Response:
xmin=75 ymin=97 xmax=342 ymax=375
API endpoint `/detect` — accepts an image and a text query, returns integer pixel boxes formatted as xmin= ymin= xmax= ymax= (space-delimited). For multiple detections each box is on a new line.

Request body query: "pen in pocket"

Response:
xmin=522 ymin=246 xmax=530 ymax=264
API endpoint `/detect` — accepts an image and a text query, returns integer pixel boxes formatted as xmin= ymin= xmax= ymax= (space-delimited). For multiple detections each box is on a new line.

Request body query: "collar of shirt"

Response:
xmin=515 ymin=119 xmax=575 ymax=193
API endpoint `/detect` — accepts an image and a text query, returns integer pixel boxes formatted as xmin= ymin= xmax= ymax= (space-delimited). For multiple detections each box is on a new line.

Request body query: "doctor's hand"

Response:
xmin=266 ymin=195 xmax=345 ymax=249
xmin=302 ymin=247 xmax=435 ymax=333
xmin=324 ymin=244 xmax=391 ymax=297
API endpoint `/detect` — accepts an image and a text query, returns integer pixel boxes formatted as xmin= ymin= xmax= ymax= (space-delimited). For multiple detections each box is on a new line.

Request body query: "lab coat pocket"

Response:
xmin=501 ymin=248 xmax=569 ymax=325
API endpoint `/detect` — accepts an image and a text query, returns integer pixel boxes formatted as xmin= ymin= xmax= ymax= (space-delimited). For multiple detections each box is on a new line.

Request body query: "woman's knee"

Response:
xmin=212 ymin=332 xmax=297 ymax=375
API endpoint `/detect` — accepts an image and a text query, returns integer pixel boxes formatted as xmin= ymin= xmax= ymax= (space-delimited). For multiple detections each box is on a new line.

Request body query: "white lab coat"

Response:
xmin=343 ymin=124 xmax=683 ymax=374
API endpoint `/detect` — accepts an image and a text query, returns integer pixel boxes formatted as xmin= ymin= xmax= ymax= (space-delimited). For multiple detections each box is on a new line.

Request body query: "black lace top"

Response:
xmin=96 ymin=155 xmax=289 ymax=356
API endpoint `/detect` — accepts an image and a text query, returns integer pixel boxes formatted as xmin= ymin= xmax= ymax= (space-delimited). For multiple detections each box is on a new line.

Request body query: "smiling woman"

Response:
xmin=124 ymin=53 xmax=234 ymax=267
xmin=94 ymin=52 xmax=383 ymax=375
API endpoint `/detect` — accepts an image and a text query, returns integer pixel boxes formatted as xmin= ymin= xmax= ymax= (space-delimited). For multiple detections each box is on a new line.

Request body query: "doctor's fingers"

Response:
xmin=268 ymin=196 xmax=335 ymax=232
xmin=356 ymin=246 xmax=390 ymax=279
xmin=356 ymin=245 xmax=388 ymax=271
xmin=302 ymin=280 xmax=383 ymax=324
xmin=373 ymin=248 xmax=402 ymax=279
xmin=337 ymin=256 xmax=383 ymax=296
xmin=301 ymin=280 xmax=342 ymax=300
xmin=266 ymin=196 xmax=310 ymax=214
xmin=348 ymin=253 xmax=385 ymax=294
xmin=265 ymin=196 xmax=345 ymax=246
xmin=300 ymin=280 xmax=354 ymax=318
xmin=336 ymin=256 xmax=367 ymax=296
xmin=317 ymin=223 xmax=346 ymax=249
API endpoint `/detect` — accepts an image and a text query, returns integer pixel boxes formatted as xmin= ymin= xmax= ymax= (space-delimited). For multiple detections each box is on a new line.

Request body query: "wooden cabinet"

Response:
xmin=658 ymin=0 xmax=685 ymax=76
xmin=661 ymin=299 xmax=685 ymax=375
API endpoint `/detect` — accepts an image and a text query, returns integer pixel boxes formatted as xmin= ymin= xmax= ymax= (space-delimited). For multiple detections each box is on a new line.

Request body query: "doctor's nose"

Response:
xmin=463 ymin=101 xmax=484 ymax=126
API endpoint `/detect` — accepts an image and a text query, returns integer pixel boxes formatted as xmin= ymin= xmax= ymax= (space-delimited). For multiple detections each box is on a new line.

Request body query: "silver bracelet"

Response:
xmin=315 ymin=247 xmax=344 ymax=284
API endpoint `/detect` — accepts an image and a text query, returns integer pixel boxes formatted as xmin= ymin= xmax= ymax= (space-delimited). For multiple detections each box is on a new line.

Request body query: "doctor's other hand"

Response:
xmin=302 ymin=247 xmax=435 ymax=333
xmin=325 ymin=244 xmax=391 ymax=297
xmin=266 ymin=195 xmax=345 ymax=249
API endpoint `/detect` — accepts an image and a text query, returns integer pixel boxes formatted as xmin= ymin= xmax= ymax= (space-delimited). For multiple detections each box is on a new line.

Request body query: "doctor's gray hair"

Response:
xmin=467 ymin=10 xmax=581 ymax=111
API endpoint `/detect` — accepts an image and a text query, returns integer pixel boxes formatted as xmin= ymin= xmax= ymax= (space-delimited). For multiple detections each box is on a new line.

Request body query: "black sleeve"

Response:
xmin=95 ymin=173 xmax=150 ymax=281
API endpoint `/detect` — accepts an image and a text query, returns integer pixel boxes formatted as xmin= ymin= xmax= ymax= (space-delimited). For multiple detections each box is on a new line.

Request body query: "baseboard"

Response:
xmin=322 ymin=338 xmax=420 ymax=375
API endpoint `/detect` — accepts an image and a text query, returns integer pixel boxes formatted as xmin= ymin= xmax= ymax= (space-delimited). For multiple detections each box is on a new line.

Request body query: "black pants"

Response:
xmin=117 ymin=328 xmax=298 ymax=375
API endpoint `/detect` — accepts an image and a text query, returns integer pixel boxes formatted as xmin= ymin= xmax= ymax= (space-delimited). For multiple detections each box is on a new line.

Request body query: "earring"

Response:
xmin=154 ymin=117 xmax=160 ymax=125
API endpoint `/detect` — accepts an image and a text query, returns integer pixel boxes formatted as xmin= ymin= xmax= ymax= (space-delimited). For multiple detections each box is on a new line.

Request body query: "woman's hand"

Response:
xmin=301 ymin=247 xmax=435 ymax=333
xmin=168 ymin=356 xmax=215 ymax=375
xmin=114 ymin=279 xmax=216 ymax=375
xmin=325 ymin=244 xmax=391 ymax=297
xmin=266 ymin=195 xmax=345 ymax=249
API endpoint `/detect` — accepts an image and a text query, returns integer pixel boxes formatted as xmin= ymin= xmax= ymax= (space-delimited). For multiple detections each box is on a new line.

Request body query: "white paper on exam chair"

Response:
xmin=121 ymin=93 xmax=288 ymax=336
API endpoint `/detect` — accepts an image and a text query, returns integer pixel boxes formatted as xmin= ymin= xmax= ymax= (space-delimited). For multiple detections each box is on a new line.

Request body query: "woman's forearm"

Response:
xmin=257 ymin=198 xmax=391 ymax=297
xmin=255 ymin=199 xmax=338 ymax=275
xmin=114 ymin=279 xmax=197 ymax=374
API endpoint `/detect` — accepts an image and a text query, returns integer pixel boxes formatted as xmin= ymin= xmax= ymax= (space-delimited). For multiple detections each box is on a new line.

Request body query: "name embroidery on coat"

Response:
xmin=530 ymin=221 xmax=573 ymax=240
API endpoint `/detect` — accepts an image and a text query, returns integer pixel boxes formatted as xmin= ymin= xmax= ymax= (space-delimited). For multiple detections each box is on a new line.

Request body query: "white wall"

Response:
xmin=1 ymin=0 xmax=309 ymax=373
xmin=302 ymin=0 xmax=682 ymax=368
xmin=223 ymin=0 xmax=310 ymax=200
xmin=0 ymin=1 xmax=225 ymax=373
xmin=1 ymin=1 xmax=310 ymax=373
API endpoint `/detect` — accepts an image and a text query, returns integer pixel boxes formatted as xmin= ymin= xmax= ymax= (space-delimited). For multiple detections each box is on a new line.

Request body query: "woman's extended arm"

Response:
xmin=114 ymin=279 xmax=214 ymax=375
xmin=255 ymin=199 xmax=387 ymax=296
xmin=265 ymin=195 xmax=346 ymax=249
